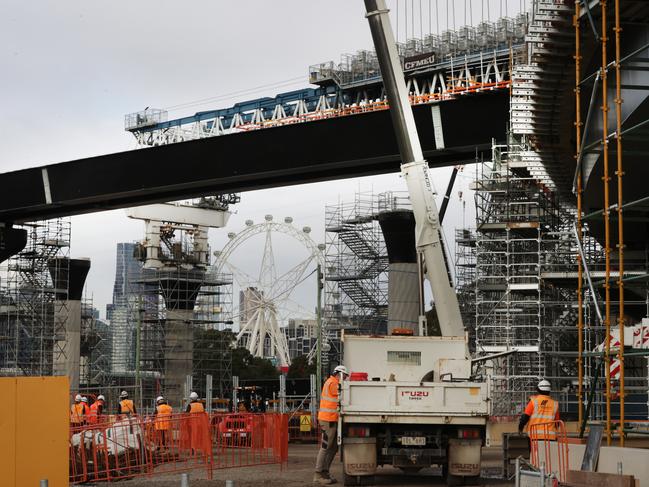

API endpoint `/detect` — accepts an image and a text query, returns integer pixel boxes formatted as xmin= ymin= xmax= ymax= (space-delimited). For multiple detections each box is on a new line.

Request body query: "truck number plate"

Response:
xmin=402 ymin=436 xmax=426 ymax=446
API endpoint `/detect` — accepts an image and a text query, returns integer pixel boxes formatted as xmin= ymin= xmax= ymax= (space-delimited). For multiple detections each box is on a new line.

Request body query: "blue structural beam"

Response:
xmin=0 ymin=92 xmax=507 ymax=223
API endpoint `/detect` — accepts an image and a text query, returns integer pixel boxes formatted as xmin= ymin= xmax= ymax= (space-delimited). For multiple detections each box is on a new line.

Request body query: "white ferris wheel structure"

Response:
xmin=213 ymin=215 xmax=324 ymax=367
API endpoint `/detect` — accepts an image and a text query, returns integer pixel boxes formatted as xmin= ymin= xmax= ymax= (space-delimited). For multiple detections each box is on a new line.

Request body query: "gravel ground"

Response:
xmin=116 ymin=444 xmax=513 ymax=487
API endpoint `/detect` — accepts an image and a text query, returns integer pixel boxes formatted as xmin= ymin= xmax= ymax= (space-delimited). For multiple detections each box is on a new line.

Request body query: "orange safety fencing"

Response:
xmin=69 ymin=412 xmax=288 ymax=484
xmin=528 ymin=420 xmax=569 ymax=483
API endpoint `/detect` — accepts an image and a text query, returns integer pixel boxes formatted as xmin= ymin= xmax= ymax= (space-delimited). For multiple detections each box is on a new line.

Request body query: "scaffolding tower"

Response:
xmin=131 ymin=267 xmax=234 ymax=406
xmin=0 ymin=219 xmax=70 ymax=376
xmin=465 ymin=143 xmax=581 ymax=415
xmin=324 ymin=192 xmax=388 ymax=336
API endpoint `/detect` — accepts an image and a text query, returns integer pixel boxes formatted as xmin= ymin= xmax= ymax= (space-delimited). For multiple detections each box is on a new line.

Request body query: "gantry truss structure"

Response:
xmin=125 ymin=11 xmax=528 ymax=147
xmin=325 ymin=192 xmax=389 ymax=337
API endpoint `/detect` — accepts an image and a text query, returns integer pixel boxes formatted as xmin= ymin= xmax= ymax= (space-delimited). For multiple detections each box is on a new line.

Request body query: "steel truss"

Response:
xmin=126 ymin=15 xmax=527 ymax=148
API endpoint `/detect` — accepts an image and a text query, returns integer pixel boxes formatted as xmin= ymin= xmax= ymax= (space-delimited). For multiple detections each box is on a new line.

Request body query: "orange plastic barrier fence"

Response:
xmin=528 ymin=420 xmax=569 ymax=483
xmin=69 ymin=412 xmax=288 ymax=484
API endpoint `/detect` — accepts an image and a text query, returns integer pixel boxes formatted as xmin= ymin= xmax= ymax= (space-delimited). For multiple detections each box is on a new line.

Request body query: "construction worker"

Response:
xmin=117 ymin=390 xmax=137 ymax=416
xmin=87 ymin=395 xmax=105 ymax=425
xmin=70 ymin=394 xmax=85 ymax=427
xmin=154 ymin=396 xmax=173 ymax=448
xmin=185 ymin=391 xmax=205 ymax=413
xmin=184 ymin=391 xmax=207 ymax=453
xmin=81 ymin=396 xmax=90 ymax=417
xmin=314 ymin=365 xmax=349 ymax=485
xmin=519 ymin=379 xmax=560 ymax=440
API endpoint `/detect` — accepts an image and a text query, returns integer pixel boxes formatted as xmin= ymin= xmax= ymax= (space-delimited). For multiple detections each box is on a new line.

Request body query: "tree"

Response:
xmin=287 ymin=354 xmax=316 ymax=379
xmin=231 ymin=347 xmax=280 ymax=381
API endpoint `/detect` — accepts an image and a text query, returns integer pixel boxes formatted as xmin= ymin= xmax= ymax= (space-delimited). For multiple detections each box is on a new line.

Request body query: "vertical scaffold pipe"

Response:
xmin=600 ymin=0 xmax=613 ymax=446
xmin=614 ymin=0 xmax=625 ymax=446
xmin=574 ymin=0 xmax=584 ymax=428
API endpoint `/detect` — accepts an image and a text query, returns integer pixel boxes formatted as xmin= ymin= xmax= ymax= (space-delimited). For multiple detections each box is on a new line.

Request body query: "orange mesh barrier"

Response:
xmin=69 ymin=412 xmax=288 ymax=484
xmin=528 ymin=420 xmax=569 ymax=483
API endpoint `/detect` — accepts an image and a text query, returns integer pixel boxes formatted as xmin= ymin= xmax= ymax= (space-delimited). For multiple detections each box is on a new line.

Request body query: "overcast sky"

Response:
xmin=0 ymin=1 xmax=525 ymax=320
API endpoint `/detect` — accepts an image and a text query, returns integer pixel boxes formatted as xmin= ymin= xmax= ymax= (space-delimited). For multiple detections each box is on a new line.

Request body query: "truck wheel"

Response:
xmin=446 ymin=474 xmax=464 ymax=486
xmin=343 ymin=473 xmax=357 ymax=486
xmin=446 ymin=474 xmax=480 ymax=486
xmin=343 ymin=474 xmax=375 ymax=486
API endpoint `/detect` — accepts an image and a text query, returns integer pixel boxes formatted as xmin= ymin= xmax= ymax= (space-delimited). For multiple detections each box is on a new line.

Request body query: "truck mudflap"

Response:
xmin=448 ymin=438 xmax=481 ymax=476
xmin=342 ymin=437 xmax=377 ymax=476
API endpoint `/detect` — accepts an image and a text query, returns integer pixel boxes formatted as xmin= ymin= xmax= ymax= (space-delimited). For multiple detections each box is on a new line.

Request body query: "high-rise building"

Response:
xmin=284 ymin=318 xmax=318 ymax=360
xmin=108 ymin=242 xmax=143 ymax=374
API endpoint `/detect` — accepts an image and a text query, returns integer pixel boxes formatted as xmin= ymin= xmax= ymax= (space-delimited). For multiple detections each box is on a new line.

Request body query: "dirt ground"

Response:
xmin=119 ymin=444 xmax=514 ymax=486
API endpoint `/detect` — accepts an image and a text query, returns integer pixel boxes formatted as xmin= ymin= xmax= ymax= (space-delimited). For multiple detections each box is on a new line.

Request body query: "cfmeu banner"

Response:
xmin=404 ymin=52 xmax=436 ymax=71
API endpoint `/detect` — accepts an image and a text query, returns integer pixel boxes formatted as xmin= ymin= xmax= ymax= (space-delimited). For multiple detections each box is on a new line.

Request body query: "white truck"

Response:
xmin=334 ymin=1 xmax=492 ymax=485
xmin=338 ymin=334 xmax=490 ymax=485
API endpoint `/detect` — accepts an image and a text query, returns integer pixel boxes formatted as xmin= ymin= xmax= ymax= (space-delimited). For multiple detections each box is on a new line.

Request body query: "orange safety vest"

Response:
xmin=526 ymin=394 xmax=559 ymax=440
xmin=155 ymin=404 xmax=173 ymax=430
xmin=189 ymin=401 xmax=205 ymax=414
xmin=70 ymin=402 xmax=84 ymax=424
xmin=318 ymin=375 xmax=340 ymax=422
xmin=87 ymin=401 xmax=103 ymax=424
xmin=120 ymin=399 xmax=135 ymax=415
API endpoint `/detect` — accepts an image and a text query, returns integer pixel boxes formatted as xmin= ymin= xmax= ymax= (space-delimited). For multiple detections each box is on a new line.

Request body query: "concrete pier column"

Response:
xmin=48 ymin=257 xmax=90 ymax=390
xmin=159 ymin=272 xmax=203 ymax=408
xmin=377 ymin=211 xmax=419 ymax=335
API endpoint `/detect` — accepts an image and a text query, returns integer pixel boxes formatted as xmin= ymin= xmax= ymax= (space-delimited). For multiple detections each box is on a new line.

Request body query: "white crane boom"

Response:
xmin=363 ymin=0 xmax=464 ymax=337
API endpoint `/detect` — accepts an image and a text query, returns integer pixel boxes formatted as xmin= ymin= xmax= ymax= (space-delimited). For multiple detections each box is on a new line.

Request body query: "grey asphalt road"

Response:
xmin=118 ymin=444 xmax=513 ymax=486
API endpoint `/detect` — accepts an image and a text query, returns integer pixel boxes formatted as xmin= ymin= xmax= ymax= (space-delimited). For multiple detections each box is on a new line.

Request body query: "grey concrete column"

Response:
xmin=48 ymin=258 xmax=90 ymax=390
xmin=378 ymin=211 xmax=419 ymax=334
xmin=159 ymin=271 xmax=203 ymax=408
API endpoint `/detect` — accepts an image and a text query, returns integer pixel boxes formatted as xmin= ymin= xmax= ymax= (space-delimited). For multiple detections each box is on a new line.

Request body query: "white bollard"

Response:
xmin=225 ymin=481 xmax=235 ymax=487
xmin=180 ymin=472 xmax=189 ymax=487
xmin=39 ymin=481 xmax=48 ymax=487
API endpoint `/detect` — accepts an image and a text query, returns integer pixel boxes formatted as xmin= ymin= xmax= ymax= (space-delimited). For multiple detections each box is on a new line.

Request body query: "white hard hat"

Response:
xmin=190 ymin=391 xmax=199 ymax=401
xmin=333 ymin=365 xmax=349 ymax=376
xmin=120 ymin=390 xmax=128 ymax=398
xmin=97 ymin=395 xmax=105 ymax=401
xmin=81 ymin=396 xmax=88 ymax=403
xmin=538 ymin=379 xmax=551 ymax=392
xmin=156 ymin=396 xmax=164 ymax=403
xmin=75 ymin=394 xmax=82 ymax=402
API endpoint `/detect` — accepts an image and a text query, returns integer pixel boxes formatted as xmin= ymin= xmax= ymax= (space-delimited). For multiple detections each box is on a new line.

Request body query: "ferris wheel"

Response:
xmin=213 ymin=215 xmax=324 ymax=367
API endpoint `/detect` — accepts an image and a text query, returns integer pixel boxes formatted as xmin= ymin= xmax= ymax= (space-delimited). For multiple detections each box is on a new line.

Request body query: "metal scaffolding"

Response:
xmin=108 ymin=256 xmax=234 ymax=409
xmin=464 ymin=143 xmax=581 ymax=415
xmin=0 ymin=219 xmax=70 ymax=376
xmin=324 ymin=192 xmax=389 ymax=336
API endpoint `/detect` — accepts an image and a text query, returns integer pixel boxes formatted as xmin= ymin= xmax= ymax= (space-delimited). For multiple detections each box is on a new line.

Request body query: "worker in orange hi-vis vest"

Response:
xmin=519 ymin=379 xmax=560 ymax=440
xmin=185 ymin=391 xmax=208 ymax=453
xmin=87 ymin=395 xmax=105 ymax=425
xmin=81 ymin=396 xmax=90 ymax=418
xmin=154 ymin=396 xmax=173 ymax=448
xmin=117 ymin=390 xmax=137 ymax=417
xmin=314 ymin=365 xmax=349 ymax=485
xmin=70 ymin=394 xmax=85 ymax=427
